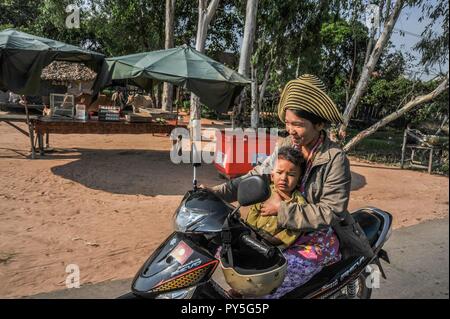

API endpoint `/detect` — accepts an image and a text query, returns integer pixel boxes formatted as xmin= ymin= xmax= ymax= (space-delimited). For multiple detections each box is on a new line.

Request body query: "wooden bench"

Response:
xmin=400 ymin=128 xmax=444 ymax=174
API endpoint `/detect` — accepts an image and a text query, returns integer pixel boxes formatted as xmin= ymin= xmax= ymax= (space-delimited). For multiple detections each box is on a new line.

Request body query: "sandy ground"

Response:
xmin=0 ymin=118 xmax=448 ymax=298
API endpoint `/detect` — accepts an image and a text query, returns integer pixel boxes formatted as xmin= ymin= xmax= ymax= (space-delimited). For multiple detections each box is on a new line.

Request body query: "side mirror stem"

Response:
xmin=192 ymin=164 xmax=201 ymax=191
xmin=230 ymin=205 xmax=241 ymax=220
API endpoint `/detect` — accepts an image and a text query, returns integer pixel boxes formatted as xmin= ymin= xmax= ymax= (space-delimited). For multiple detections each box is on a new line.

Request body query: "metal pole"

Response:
xmin=400 ymin=128 xmax=408 ymax=169
xmin=428 ymin=148 xmax=433 ymax=174
xmin=24 ymin=102 xmax=36 ymax=159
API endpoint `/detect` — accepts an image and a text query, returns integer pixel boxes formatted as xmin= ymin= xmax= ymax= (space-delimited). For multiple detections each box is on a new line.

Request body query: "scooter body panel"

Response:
xmin=131 ymin=232 xmax=218 ymax=297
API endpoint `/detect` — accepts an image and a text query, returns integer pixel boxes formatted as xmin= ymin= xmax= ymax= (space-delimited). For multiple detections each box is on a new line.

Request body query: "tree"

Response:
xmin=238 ymin=0 xmax=258 ymax=79
xmin=320 ymin=18 xmax=368 ymax=106
xmin=342 ymin=0 xmax=449 ymax=151
xmin=237 ymin=0 xmax=258 ymax=128
xmin=0 ymin=0 xmax=42 ymax=30
xmin=242 ymin=0 xmax=332 ymax=128
xmin=173 ymin=0 xmax=241 ymax=55
xmin=190 ymin=0 xmax=220 ymax=122
xmin=339 ymin=0 xmax=405 ymax=139
xmin=4 ymin=0 xmax=101 ymax=51
xmin=162 ymin=0 xmax=176 ymax=112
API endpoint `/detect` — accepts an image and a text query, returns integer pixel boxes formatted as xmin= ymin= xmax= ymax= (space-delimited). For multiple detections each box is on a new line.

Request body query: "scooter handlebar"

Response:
xmin=240 ymin=234 xmax=275 ymax=258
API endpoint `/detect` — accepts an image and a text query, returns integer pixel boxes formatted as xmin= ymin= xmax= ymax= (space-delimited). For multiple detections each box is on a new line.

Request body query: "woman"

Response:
xmin=212 ymin=74 xmax=373 ymax=298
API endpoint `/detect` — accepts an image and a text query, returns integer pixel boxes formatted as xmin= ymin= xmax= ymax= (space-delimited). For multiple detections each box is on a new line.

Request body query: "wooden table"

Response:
xmin=0 ymin=114 xmax=40 ymax=158
xmin=32 ymin=117 xmax=187 ymax=157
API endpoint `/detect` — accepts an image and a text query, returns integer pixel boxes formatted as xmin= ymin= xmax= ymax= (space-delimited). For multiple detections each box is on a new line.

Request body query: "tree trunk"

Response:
xmin=258 ymin=63 xmax=271 ymax=127
xmin=235 ymin=0 xmax=259 ymax=127
xmin=364 ymin=30 xmax=376 ymax=66
xmin=190 ymin=0 xmax=220 ymax=122
xmin=162 ymin=0 xmax=176 ymax=112
xmin=239 ymin=0 xmax=258 ymax=78
xmin=435 ymin=115 xmax=449 ymax=135
xmin=339 ymin=0 xmax=404 ymax=139
xmin=384 ymin=0 xmax=392 ymax=21
xmin=258 ymin=63 xmax=271 ymax=110
xmin=345 ymin=4 xmax=363 ymax=106
xmin=343 ymin=74 xmax=449 ymax=152
xmin=295 ymin=56 xmax=301 ymax=78
xmin=346 ymin=30 xmax=357 ymax=105
xmin=250 ymin=64 xmax=259 ymax=128
xmin=155 ymin=83 xmax=163 ymax=108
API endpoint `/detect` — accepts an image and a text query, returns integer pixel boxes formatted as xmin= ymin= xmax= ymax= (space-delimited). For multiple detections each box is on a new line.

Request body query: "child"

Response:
xmin=246 ymin=146 xmax=306 ymax=248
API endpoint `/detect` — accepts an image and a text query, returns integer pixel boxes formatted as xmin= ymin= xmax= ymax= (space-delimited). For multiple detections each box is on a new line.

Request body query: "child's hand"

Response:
xmin=260 ymin=193 xmax=282 ymax=216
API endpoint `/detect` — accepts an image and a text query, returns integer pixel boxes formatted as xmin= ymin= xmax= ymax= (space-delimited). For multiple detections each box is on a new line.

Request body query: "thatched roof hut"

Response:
xmin=41 ymin=61 xmax=97 ymax=82
xmin=41 ymin=61 xmax=98 ymax=96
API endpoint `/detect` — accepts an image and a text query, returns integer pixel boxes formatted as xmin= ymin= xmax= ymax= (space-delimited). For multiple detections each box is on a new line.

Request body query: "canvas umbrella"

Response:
xmin=105 ymin=45 xmax=251 ymax=113
xmin=0 ymin=28 xmax=108 ymax=95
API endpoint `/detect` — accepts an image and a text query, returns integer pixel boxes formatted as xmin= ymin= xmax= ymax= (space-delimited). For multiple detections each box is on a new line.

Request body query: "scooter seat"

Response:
xmin=352 ymin=210 xmax=382 ymax=246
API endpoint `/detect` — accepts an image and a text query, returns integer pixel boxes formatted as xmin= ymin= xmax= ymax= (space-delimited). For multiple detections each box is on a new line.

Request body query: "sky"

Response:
xmin=388 ymin=1 xmax=449 ymax=81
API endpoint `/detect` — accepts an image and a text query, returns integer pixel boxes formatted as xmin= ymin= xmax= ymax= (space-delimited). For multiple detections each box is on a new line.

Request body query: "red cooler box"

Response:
xmin=214 ymin=129 xmax=278 ymax=178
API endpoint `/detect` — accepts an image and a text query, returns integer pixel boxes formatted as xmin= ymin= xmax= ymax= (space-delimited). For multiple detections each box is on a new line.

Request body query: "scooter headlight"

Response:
xmin=174 ymin=206 xmax=208 ymax=232
xmin=155 ymin=286 xmax=196 ymax=299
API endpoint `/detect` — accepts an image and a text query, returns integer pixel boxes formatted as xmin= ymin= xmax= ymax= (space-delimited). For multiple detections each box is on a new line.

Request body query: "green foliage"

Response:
xmin=358 ymin=76 xmax=449 ymax=126
xmin=0 ymin=0 xmax=43 ymax=30
xmin=414 ymin=0 xmax=449 ymax=68
xmin=1 ymin=0 xmax=447 ymax=133
xmin=319 ymin=18 xmax=368 ymax=109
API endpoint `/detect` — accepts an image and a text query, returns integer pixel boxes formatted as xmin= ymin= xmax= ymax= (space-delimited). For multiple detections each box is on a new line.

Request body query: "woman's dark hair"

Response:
xmin=288 ymin=108 xmax=328 ymax=125
xmin=277 ymin=146 xmax=305 ymax=167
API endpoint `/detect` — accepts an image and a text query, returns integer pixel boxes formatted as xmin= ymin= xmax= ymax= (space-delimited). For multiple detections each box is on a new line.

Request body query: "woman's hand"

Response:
xmin=260 ymin=192 xmax=282 ymax=216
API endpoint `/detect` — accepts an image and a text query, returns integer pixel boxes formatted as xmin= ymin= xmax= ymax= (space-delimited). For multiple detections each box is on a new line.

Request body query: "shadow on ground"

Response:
xmin=350 ymin=171 xmax=366 ymax=191
xmin=50 ymin=148 xmax=225 ymax=196
xmin=48 ymin=148 xmax=367 ymax=196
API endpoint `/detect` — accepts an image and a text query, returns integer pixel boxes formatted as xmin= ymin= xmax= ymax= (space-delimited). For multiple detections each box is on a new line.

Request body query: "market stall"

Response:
xmin=0 ymin=29 xmax=109 ymax=158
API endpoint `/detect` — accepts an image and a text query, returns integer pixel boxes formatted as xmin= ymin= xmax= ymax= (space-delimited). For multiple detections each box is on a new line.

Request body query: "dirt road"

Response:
xmin=0 ymin=120 xmax=448 ymax=298
xmin=27 ymin=217 xmax=449 ymax=299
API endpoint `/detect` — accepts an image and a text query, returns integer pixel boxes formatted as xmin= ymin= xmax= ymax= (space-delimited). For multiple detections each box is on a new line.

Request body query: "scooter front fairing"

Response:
xmin=131 ymin=232 xmax=219 ymax=298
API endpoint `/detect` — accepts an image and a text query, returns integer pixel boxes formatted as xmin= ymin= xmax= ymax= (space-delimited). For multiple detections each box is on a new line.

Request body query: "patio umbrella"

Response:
xmin=106 ymin=45 xmax=251 ymax=113
xmin=0 ymin=28 xmax=108 ymax=95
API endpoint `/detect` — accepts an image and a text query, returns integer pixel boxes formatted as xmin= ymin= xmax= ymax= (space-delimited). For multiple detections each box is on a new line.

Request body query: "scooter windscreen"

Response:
xmin=131 ymin=232 xmax=218 ymax=297
xmin=173 ymin=188 xmax=234 ymax=233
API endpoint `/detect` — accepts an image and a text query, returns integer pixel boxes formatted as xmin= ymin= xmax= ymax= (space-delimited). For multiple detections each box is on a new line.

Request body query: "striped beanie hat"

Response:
xmin=278 ymin=74 xmax=343 ymax=124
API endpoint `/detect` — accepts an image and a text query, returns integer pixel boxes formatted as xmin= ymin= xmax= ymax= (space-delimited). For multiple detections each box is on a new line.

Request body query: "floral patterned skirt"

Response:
xmin=264 ymin=226 xmax=341 ymax=299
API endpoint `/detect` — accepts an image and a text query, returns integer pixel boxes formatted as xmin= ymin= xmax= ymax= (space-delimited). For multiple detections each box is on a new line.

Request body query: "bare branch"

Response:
xmin=343 ymin=73 xmax=449 ymax=152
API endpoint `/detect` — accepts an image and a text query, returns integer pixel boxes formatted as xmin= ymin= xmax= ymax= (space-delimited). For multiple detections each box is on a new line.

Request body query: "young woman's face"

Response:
xmin=271 ymin=158 xmax=301 ymax=194
xmin=284 ymin=109 xmax=324 ymax=148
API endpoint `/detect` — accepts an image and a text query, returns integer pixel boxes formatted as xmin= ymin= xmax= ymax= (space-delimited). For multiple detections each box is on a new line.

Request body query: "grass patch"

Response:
xmin=346 ymin=127 xmax=404 ymax=165
xmin=345 ymin=127 xmax=449 ymax=175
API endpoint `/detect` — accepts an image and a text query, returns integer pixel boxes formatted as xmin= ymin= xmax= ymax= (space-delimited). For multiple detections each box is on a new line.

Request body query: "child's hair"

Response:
xmin=277 ymin=146 xmax=305 ymax=167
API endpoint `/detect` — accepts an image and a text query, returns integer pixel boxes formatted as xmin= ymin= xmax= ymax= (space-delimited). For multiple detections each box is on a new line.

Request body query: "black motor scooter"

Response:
xmin=118 ymin=158 xmax=392 ymax=299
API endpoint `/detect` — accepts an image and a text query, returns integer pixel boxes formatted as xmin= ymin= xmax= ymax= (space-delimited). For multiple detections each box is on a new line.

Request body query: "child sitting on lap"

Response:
xmin=246 ymin=146 xmax=306 ymax=248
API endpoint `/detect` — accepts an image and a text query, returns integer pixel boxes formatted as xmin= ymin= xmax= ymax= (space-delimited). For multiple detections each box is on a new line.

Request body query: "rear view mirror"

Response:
xmin=237 ymin=175 xmax=271 ymax=207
